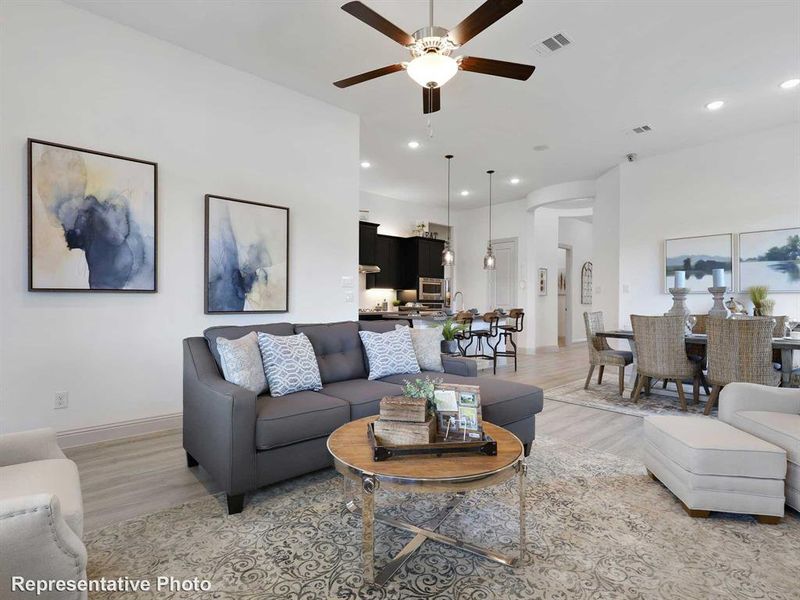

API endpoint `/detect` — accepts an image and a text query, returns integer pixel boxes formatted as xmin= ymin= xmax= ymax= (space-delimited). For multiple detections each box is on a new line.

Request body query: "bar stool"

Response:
xmin=453 ymin=311 xmax=475 ymax=356
xmin=469 ymin=312 xmax=500 ymax=363
xmin=491 ymin=308 xmax=524 ymax=374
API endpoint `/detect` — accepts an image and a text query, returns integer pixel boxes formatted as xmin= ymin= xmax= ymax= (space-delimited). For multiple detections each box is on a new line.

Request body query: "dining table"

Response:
xmin=596 ymin=330 xmax=800 ymax=388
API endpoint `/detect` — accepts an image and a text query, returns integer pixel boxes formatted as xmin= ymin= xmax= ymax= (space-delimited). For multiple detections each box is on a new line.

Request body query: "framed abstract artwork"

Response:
xmin=738 ymin=227 xmax=800 ymax=292
xmin=28 ymin=139 xmax=157 ymax=292
xmin=663 ymin=234 xmax=733 ymax=294
xmin=205 ymin=194 xmax=289 ymax=314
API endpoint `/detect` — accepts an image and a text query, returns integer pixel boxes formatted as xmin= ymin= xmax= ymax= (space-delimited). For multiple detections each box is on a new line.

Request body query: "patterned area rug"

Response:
xmin=546 ymin=378 xmax=714 ymax=417
xmin=85 ymin=436 xmax=798 ymax=599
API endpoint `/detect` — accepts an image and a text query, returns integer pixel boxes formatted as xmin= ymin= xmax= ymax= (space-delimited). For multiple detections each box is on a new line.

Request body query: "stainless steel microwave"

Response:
xmin=418 ymin=277 xmax=445 ymax=301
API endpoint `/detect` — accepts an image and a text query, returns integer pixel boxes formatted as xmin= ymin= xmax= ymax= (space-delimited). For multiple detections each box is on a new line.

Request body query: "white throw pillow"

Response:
xmin=257 ymin=332 xmax=323 ymax=397
xmin=216 ymin=332 xmax=268 ymax=394
xmin=359 ymin=327 xmax=421 ymax=381
xmin=395 ymin=325 xmax=444 ymax=372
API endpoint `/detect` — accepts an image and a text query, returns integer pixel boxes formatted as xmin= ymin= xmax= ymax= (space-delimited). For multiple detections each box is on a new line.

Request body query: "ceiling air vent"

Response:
xmin=632 ymin=125 xmax=653 ymax=134
xmin=533 ymin=32 xmax=572 ymax=56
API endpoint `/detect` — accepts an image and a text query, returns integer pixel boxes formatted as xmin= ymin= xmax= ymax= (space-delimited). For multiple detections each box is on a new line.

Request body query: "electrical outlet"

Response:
xmin=54 ymin=391 xmax=69 ymax=410
xmin=344 ymin=291 xmax=354 ymax=303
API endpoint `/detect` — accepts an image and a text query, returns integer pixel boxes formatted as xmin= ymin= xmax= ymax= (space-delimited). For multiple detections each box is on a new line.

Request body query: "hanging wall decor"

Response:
xmin=738 ymin=227 xmax=800 ymax=292
xmin=581 ymin=261 xmax=593 ymax=304
xmin=664 ymin=233 xmax=733 ymax=294
xmin=28 ymin=139 xmax=157 ymax=292
xmin=205 ymin=194 xmax=289 ymax=314
xmin=538 ymin=268 xmax=548 ymax=296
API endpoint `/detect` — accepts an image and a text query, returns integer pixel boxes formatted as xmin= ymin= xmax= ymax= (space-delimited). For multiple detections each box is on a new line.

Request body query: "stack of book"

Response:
xmin=373 ymin=396 xmax=435 ymax=445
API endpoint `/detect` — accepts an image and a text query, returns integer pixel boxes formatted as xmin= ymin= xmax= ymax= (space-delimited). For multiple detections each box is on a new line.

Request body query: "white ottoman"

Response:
xmin=643 ymin=416 xmax=787 ymax=522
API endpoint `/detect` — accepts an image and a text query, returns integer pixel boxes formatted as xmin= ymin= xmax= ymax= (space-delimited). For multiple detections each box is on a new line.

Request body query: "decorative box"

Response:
xmin=373 ymin=415 xmax=436 ymax=446
xmin=379 ymin=396 xmax=427 ymax=422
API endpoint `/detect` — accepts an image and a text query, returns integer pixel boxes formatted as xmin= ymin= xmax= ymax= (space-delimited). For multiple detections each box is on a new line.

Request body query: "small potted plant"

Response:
xmin=402 ymin=377 xmax=442 ymax=417
xmin=748 ymin=285 xmax=775 ymax=316
xmin=440 ymin=318 xmax=465 ymax=355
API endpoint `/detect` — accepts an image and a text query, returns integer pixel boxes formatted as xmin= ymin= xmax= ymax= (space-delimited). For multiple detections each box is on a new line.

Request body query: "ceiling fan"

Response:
xmin=334 ymin=0 xmax=536 ymax=114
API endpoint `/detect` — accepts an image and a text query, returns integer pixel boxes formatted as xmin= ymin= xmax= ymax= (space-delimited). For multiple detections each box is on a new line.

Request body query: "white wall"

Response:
xmin=559 ymin=218 xmax=593 ymax=343
xmin=618 ymin=124 xmax=800 ymax=326
xmin=592 ymin=167 xmax=622 ymax=331
xmin=0 ymin=1 xmax=360 ymax=434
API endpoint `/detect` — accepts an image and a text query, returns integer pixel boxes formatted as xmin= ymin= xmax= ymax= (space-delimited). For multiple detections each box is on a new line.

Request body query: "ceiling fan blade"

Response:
xmin=459 ymin=56 xmax=535 ymax=80
xmin=422 ymin=87 xmax=441 ymax=114
xmin=448 ymin=0 xmax=523 ymax=46
xmin=341 ymin=1 xmax=414 ymax=46
xmin=333 ymin=64 xmax=405 ymax=88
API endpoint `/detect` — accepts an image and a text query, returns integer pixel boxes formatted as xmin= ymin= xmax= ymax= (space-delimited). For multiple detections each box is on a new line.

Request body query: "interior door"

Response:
xmin=488 ymin=238 xmax=518 ymax=310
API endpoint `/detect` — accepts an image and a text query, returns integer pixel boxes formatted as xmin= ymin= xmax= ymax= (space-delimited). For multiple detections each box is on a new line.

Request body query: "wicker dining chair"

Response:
xmin=704 ymin=316 xmax=781 ymax=415
xmin=583 ymin=311 xmax=633 ymax=395
xmin=630 ymin=315 xmax=705 ymax=411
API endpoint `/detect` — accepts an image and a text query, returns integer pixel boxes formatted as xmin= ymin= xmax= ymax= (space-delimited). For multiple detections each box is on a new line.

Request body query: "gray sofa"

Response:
xmin=183 ymin=320 xmax=544 ymax=514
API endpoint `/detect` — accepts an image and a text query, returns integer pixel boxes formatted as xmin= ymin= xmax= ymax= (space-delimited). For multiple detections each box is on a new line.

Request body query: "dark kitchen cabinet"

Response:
xmin=413 ymin=238 xmax=445 ymax=279
xmin=359 ymin=221 xmax=379 ymax=266
xmin=367 ymin=235 xmax=400 ymax=289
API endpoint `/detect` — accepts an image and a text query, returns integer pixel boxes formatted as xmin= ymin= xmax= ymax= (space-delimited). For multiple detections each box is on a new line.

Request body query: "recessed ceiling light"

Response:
xmin=407 ymin=140 xmax=420 ymax=149
xmin=360 ymin=161 xmax=371 ymax=168
xmin=780 ymin=78 xmax=800 ymax=89
xmin=705 ymin=100 xmax=724 ymax=111
xmin=460 ymin=190 xmax=469 ymax=196
xmin=510 ymin=177 xmax=520 ymax=185
xmin=533 ymin=144 xmax=549 ymax=151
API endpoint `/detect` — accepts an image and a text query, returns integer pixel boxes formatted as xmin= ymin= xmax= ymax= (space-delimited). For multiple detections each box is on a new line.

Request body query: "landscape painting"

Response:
xmin=739 ymin=228 xmax=800 ymax=292
xmin=664 ymin=234 xmax=732 ymax=293
xmin=205 ymin=195 xmax=289 ymax=313
xmin=29 ymin=139 xmax=157 ymax=291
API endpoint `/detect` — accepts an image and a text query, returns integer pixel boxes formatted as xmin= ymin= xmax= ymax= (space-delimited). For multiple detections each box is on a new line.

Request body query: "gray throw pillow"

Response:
xmin=395 ymin=325 xmax=444 ymax=372
xmin=257 ymin=332 xmax=323 ymax=397
xmin=216 ymin=332 xmax=268 ymax=394
xmin=359 ymin=327 xmax=420 ymax=381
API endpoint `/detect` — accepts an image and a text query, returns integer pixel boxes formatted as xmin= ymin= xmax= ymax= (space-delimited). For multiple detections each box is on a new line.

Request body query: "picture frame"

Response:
xmin=581 ymin=261 xmax=593 ymax=304
xmin=663 ymin=233 xmax=733 ymax=294
xmin=538 ymin=268 xmax=548 ymax=296
xmin=28 ymin=139 xmax=157 ymax=292
xmin=205 ymin=194 xmax=289 ymax=314
xmin=738 ymin=227 xmax=800 ymax=293
xmin=432 ymin=383 xmax=483 ymax=442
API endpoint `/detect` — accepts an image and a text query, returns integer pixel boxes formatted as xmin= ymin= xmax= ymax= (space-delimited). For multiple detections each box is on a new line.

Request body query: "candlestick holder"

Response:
xmin=665 ymin=287 xmax=691 ymax=318
xmin=707 ymin=286 xmax=728 ymax=318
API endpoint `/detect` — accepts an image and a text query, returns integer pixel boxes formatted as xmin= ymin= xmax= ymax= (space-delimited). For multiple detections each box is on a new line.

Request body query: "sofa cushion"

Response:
xmin=295 ymin=322 xmax=366 ymax=384
xmin=321 ymin=379 xmax=404 ymax=420
xmin=734 ymin=411 xmax=800 ymax=465
xmin=379 ymin=372 xmax=544 ymax=426
xmin=216 ymin=332 xmax=268 ymax=394
xmin=395 ymin=324 xmax=444 ymax=372
xmin=0 ymin=459 xmax=83 ymax=537
xmin=359 ymin=327 xmax=420 ymax=381
xmin=256 ymin=391 xmax=349 ymax=450
xmin=643 ymin=416 xmax=786 ymax=479
xmin=204 ymin=323 xmax=294 ymax=372
xmin=257 ymin=332 xmax=323 ymax=397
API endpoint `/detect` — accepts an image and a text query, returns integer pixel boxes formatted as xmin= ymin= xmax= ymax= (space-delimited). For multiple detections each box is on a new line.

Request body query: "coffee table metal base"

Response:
xmin=342 ymin=462 xmax=527 ymax=586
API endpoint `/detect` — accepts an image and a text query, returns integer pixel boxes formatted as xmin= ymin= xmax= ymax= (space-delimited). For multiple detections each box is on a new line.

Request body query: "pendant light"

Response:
xmin=483 ymin=170 xmax=496 ymax=270
xmin=442 ymin=154 xmax=455 ymax=266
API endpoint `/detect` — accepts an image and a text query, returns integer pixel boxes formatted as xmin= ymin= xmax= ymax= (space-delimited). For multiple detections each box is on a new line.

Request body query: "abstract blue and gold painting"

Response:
xmin=205 ymin=195 xmax=289 ymax=313
xmin=29 ymin=139 xmax=157 ymax=292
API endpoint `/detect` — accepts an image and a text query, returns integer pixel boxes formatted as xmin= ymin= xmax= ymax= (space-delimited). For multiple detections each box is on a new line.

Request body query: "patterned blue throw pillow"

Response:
xmin=257 ymin=332 xmax=323 ymax=397
xmin=359 ymin=327 xmax=421 ymax=381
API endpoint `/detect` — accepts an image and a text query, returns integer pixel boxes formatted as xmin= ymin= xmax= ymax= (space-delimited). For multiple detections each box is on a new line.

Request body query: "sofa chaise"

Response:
xmin=183 ymin=320 xmax=544 ymax=514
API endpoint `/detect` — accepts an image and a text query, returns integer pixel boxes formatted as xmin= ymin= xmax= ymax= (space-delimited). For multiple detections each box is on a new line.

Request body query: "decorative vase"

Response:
xmin=441 ymin=340 xmax=458 ymax=355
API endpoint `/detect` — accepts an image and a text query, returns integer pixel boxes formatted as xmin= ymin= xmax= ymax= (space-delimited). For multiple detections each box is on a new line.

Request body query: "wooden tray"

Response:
xmin=367 ymin=422 xmax=497 ymax=462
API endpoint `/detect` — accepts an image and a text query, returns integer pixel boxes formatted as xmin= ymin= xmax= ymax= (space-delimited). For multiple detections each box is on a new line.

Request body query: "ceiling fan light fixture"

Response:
xmin=407 ymin=53 xmax=458 ymax=88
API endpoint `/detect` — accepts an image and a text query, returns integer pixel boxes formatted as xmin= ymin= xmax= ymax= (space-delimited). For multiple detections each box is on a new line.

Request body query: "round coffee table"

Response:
xmin=327 ymin=415 xmax=526 ymax=586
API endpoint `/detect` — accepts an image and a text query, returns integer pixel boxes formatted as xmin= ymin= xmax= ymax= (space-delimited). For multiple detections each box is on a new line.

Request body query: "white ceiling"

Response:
xmin=68 ymin=0 xmax=800 ymax=207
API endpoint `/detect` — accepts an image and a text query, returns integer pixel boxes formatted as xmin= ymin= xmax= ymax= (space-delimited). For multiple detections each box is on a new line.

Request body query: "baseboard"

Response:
xmin=57 ymin=412 xmax=182 ymax=449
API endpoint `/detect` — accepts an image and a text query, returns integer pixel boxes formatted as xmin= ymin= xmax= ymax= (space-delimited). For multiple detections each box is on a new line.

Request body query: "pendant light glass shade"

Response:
xmin=442 ymin=154 xmax=455 ymax=266
xmin=483 ymin=170 xmax=496 ymax=270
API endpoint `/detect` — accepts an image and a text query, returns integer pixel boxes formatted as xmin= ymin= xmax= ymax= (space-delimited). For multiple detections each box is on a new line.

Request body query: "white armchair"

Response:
xmin=718 ymin=383 xmax=800 ymax=511
xmin=0 ymin=428 xmax=87 ymax=600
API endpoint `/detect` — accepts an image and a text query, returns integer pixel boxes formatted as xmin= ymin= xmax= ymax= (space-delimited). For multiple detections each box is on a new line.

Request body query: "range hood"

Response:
xmin=359 ymin=264 xmax=381 ymax=274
